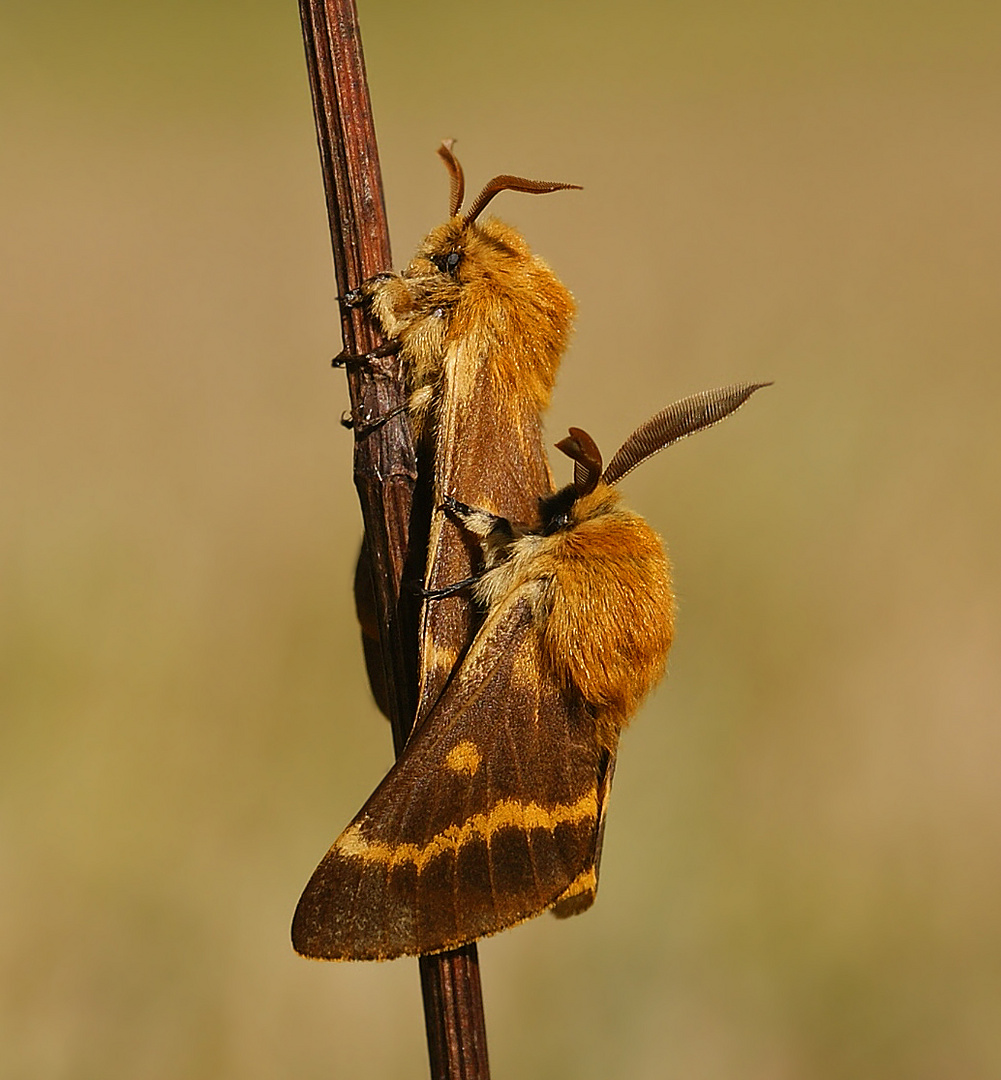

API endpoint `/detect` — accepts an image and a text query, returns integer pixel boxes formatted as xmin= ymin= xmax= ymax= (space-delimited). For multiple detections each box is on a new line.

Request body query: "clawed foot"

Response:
xmin=338 ymin=272 xmax=396 ymax=309
xmin=331 ymin=339 xmax=401 ymax=370
xmin=406 ymin=573 xmax=480 ymax=601
xmin=340 ymin=401 xmax=408 ymax=436
xmin=441 ymin=496 xmax=515 ymax=543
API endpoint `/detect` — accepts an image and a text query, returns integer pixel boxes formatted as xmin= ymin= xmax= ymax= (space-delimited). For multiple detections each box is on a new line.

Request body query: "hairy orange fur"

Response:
xmin=470 ymin=484 xmax=675 ymax=754
xmin=543 ymin=487 xmax=674 ymax=750
xmin=364 ymin=216 xmax=575 ymax=434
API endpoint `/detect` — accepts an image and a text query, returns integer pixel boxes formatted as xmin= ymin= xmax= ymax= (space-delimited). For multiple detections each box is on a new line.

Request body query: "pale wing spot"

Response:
xmin=419 ymin=640 xmax=461 ymax=701
xmin=335 ymin=824 xmax=370 ymax=857
xmin=549 ymin=865 xmax=598 ymax=918
xmin=334 ymin=791 xmax=598 ymax=872
xmin=553 ymin=865 xmax=596 ymax=903
xmin=424 ymin=640 xmax=460 ymax=675
xmin=445 ymin=740 xmax=482 ymax=775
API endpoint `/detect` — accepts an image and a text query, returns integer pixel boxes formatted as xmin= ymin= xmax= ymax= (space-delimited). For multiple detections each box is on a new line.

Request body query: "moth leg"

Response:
xmin=409 ymin=574 xmax=480 ymax=601
xmin=441 ymin=496 xmax=514 ymax=540
xmin=441 ymin=496 xmax=527 ymax=571
xmin=340 ymin=401 xmax=408 ymax=435
xmin=339 ymin=288 xmax=365 ymax=309
xmin=331 ymin=339 xmax=402 ymax=369
xmin=339 ymin=272 xmax=396 ymax=308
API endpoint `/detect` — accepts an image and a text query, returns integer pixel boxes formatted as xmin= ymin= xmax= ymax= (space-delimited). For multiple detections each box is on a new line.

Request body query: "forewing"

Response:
xmin=416 ymin=343 xmax=554 ymax=719
xmin=292 ymin=593 xmax=604 ymax=961
xmin=549 ymin=751 xmax=616 ymax=918
xmin=352 ymin=537 xmax=392 ymax=719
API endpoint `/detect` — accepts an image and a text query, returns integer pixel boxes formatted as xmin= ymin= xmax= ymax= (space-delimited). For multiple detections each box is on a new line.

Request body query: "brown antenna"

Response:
xmin=602 ymin=383 xmax=771 ymax=486
xmin=555 ymin=427 xmax=603 ymax=496
xmin=464 ymin=174 xmax=581 ymax=224
xmin=437 ymin=139 xmax=465 ymax=217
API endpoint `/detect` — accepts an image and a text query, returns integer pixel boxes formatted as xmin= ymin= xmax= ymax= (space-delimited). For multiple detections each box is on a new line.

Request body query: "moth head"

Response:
xmin=540 ymin=428 xmax=616 ymax=535
xmin=411 ymin=217 xmax=468 ymax=285
xmin=409 ymin=140 xmax=581 ymax=286
xmin=541 ymin=382 xmax=773 ymax=533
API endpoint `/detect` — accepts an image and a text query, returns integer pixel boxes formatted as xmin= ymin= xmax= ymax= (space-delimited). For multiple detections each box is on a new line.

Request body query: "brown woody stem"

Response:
xmin=296 ymin=1 xmax=491 ymax=1077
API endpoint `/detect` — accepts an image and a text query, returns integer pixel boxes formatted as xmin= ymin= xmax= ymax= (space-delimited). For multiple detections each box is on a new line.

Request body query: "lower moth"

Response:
xmin=293 ymin=383 xmax=768 ymax=960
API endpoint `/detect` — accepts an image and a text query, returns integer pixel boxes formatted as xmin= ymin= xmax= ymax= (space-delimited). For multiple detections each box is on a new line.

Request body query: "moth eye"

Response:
xmin=539 ymin=485 xmax=580 ymax=535
xmin=544 ymin=511 xmax=571 ymax=535
xmin=428 ymin=251 xmax=461 ymax=275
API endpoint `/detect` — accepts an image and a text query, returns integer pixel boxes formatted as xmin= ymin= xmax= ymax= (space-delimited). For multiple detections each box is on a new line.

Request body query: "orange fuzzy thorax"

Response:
xmin=544 ymin=488 xmax=674 ymax=751
xmin=473 ymin=485 xmax=675 ymax=755
xmin=365 ymin=216 xmax=575 ymax=432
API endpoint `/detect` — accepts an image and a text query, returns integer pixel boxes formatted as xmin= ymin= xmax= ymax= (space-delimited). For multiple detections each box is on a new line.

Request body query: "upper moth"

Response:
xmin=344 ymin=141 xmax=580 ymax=722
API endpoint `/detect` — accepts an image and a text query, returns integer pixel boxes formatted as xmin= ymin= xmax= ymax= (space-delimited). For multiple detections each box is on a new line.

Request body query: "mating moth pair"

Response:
xmin=292 ymin=142 xmax=766 ymax=961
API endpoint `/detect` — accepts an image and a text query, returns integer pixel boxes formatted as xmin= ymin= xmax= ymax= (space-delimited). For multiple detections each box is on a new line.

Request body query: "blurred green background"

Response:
xmin=3 ymin=1 xmax=1000 ymax=1077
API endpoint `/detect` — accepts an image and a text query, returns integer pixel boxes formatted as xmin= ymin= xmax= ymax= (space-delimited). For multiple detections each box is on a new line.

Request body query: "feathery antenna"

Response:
xmin=602 ymin=383 xmax=771 ymax=486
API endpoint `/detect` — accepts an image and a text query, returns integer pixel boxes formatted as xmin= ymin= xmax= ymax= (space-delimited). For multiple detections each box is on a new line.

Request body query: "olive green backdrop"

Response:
xmin=3 ymin=2 xmax=999 ymax=1077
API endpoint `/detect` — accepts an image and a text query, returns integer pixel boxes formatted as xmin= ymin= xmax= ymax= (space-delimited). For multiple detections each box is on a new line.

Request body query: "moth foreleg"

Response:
xmin=330 ymin=339 xmax=402 ymax=370
xmin=441 ymin=496 xmax=527 ymax=570
xmin=409 ymin=574 xmax=481 ymax=601
xmin=339 ymin=272 xmax=396 ymax=309
xmin=441 ymin=496 xmax=514 ymax=541
xmin=340 ymin=401 xmax=409 ymax=436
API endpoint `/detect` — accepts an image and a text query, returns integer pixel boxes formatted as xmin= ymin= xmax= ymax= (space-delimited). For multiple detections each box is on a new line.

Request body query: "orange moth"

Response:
xmin=343 ymin=140 xmax=580 ymax=723
xmin=293 ymin=383 xmax=768 ymax=960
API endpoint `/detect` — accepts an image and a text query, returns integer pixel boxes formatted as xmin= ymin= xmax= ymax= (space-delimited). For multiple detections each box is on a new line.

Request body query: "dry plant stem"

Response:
xmin=297 ymin=1 xmax=491 ymax=1077
xmin=421 ymin=945 xmax=490 ymax=1077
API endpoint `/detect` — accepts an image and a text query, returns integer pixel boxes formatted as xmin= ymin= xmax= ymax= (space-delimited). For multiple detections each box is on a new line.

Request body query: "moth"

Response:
xmin=292 ymin=382 xmax=768 ymax=961
xmin=343 ymin=141 xmax=580 ymax=723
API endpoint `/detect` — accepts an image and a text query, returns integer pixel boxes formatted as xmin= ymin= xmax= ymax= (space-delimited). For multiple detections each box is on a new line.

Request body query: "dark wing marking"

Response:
xmin=353 ymin=538 xmax=392 ymax=720
xmin=292 ymin=593 xmax=604 ymax=961
xmin=549 ymin=750 xmax=616 ymax=918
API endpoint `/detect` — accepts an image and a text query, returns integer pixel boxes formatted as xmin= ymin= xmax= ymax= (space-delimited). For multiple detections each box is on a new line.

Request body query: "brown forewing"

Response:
xmin=291 ymin=594 xmax=604 ymax=961
xmin=550 ymin=751 xmax=615 ymax=918
xmin=415 ymin=342 xmax=554 ymax=721
xmin=353 ymin=537 xmax=392 ymax=720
